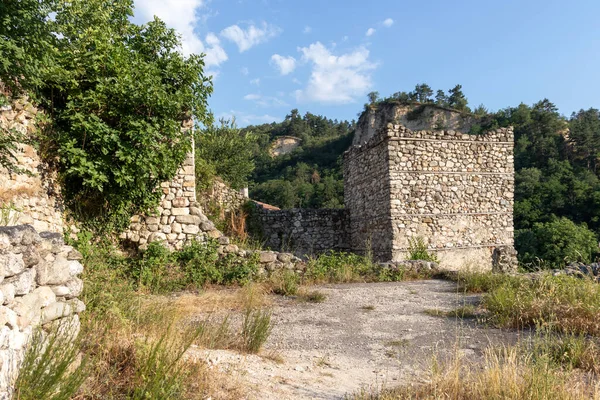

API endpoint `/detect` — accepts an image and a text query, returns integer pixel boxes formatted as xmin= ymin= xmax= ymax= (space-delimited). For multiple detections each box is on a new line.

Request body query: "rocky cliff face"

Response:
xmin=353 ymin=103 xmax=480 ymax=146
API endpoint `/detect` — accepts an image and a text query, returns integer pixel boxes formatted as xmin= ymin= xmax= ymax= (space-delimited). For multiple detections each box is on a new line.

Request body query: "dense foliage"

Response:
xmin=243 ymin=109 xmax=355 ymax=209
xmin=195 ymin=119 xmax=257 ymax=190
xmin=1 ymin=0 xmax=213 ymax=233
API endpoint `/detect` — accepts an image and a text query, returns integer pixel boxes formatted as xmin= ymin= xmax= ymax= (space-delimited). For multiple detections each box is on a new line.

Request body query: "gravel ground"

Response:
xmin=191 ymin=280 xmax=526 ymax=399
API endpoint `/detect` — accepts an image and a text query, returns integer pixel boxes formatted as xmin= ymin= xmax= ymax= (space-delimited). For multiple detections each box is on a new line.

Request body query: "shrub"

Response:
xmin=15 ymin=324 xmax=87 ymax=400
xmin=305 ymin=251 xmax=373 ymax=283
xmin=176 ymin=239 xmax=222 ymax=286
xmin=407 ymin=236 xmax=438 ymax=263
xmin=240 ymin=309 xmax=272 ymax=354
xmin=269 ymin=269 xmax=300 ymax=296
xmin=516 ymin=217 xmax=598 ymax=268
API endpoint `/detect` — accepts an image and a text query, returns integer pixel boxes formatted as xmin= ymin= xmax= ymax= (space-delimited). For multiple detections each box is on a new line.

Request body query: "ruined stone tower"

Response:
xmin=344 ymin=103 xmax=515 ymax=269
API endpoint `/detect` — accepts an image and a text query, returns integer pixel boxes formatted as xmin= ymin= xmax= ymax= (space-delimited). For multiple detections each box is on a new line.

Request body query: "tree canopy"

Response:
xmin=1 ymin=0 xmax=213 ymax=232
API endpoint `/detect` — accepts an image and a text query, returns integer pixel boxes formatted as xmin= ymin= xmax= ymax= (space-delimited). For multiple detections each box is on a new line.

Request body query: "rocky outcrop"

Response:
xmin=0 ymin=225 xmax=84 ymax=399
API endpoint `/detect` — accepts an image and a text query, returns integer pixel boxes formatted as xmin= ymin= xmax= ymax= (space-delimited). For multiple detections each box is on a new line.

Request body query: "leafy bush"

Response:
xmin=305 ymin=251 xmax=373 ymax=283
xmin=176 ymin=239 xmax=221 ymax=286
xmin=2 ymin=0 xmax=213 ymax=234
xmin=196 ymin=119 xmax=257 ymax=190
xmin=516 ymin=217 xmax=598 ymax=268
xmin=407 ymin=237 xmax=439 ymax=263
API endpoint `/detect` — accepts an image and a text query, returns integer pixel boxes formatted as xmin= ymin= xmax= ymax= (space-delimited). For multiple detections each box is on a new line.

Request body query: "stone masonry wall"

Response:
xmin=253 ymin=203 xmax=350 ymax=256
xmin=200 ymin=179 xmax=248 ymax=214
xmin=0 ymin=99 xmax=63 ymax=233
xmin=343 ymin=132 xmax=394 ymax=260
xmin=0 ymin=225 xmax=85 ymax=399
xmin=122 ymin=140 xmax=224 ymax=250
xmin=345 ymin=114 xmax=515 ymax=269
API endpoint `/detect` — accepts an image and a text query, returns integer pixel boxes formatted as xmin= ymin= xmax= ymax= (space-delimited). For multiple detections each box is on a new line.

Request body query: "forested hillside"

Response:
xmin=239 ymin=84 xmax=600 ymax=267
xmin=241 ymin=109 xmax=355 ymax=209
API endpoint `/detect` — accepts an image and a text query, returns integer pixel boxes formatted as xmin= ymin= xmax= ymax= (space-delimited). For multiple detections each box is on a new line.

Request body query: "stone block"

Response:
xmin=171 ymin=208 xmax=189 ymax=216
xmin=5 ymin=268 xmax=36 ymax=295
xmin=175 ymin=215 xmax=201 ymax=224
xmin=0 ymin=253 xmax=25 ymax=278
xmin=182 ymin=225 xmax=200 ymax=235
xmin=259 ymin=252 xmax=277 ymax=263
xmin=41 ymin=302 xmax=72 ymax=324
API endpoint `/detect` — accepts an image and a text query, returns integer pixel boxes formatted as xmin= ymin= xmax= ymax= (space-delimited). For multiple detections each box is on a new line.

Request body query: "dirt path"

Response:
xmin=191 ymin=280 xmax=525 ymax=399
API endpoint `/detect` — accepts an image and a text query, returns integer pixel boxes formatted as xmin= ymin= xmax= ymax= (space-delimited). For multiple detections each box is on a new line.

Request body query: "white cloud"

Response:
xmin=250 ymin=78 xmax=260 ymax=86
xmin=243 ymin=93 xmax=288 ymax=107
xmin=365 ymin=28 xmax=375 ymax=37
xmin=292 ymin=78 xmax=301 ymax=85
xmin=221 ymin=22 xmax=280 ymax=52
xmin=383 ymin=18 xmax=394 ymax=27
xmin=295 ymin=42 xmax=377 ymax=104
xmin=241 ymin=67 xmax=249 ymax=75
xmin=270 ymin=54 xmax=297 ymax=75
xmin=303 ymin=26 xmax=312 ymax=34
xmin=133 ymin=0 xmax=227 ymax=68
xmin=219 ymin=110 xmax=280 ymax=126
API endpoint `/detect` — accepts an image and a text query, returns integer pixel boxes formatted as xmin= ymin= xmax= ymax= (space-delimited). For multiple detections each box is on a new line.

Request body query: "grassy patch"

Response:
xmin=348 ymin=341 xmax=600 ymax=400
xmin=482 ymin=273 xmax=600 ymax=335
xmin=298 ymin=290 xmax=327 ymax=303
xmin=360 ymin=305 xmax=375 ymax=311
xmin=423 ymin=305 xmax=477 ymax=319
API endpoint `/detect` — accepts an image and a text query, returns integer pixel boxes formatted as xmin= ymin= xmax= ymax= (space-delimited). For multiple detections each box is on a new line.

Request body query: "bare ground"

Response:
xmin=188 ymin=280 xmax=527 ymax=399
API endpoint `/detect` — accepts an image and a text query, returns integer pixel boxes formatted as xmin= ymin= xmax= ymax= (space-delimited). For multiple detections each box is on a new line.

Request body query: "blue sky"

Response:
xmin=133 ymin=0 xmax=600 ymax=126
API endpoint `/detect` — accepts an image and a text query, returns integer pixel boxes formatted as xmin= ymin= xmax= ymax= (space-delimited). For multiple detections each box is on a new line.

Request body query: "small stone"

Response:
xmin=259 ymin=252 xmax=277 ymax=263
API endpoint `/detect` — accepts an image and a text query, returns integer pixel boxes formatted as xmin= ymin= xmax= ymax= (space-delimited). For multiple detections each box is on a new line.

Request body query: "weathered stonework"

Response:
xmin=344 ymin=105 xmax=515 ymax=270
xmin=0 ymin=99 xmax=64 ymax=233
xmin=0 ymin=225 xmax=84 ymax=399
xmin=252 ymin=203 xmax=350 ymax=257
xmin=200 ymin=179 xmax=248 ymax=214
xmin=121 ymin=141 xmax=226 ymax=250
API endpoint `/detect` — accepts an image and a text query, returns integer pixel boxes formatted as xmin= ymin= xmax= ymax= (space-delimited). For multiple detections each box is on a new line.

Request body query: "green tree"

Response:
xmin=516 ymin=217 xmax=598 ymax=268
xmin=367 ymin=91 xmax=380 ymax=104
xmin=411 ymin=83 xmax=433 ymax=103
xmin=196 ymin=119 xmax=257 ymax=189
xmin=447 ymin=84 xmax=469 ymax=111
xmin=569 ymin=108 xmax=600 ymax=172
xmin=28 ymin=0 xmax=212 ymax=232
xmin=435 ymin=90 xmax=448 ymax=106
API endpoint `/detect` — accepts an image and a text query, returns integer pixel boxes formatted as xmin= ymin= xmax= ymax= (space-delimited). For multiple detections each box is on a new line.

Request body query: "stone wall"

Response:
xmin=0 ymin=99 xmax=64 ymax=233
xmin=344 ymin=110 xmax=515 ymax=269
xmin=252 ymin=203 xmax=350 ymax=257
xmin=121 ymin=141 xmax=225 ymax=250
xmin=0 ymin=225 xmax=85 ymax=399
xmin=200 ymin=179 xmax=248 ymax=214
xmin=343 ymin=132 xmax=394 ymax=260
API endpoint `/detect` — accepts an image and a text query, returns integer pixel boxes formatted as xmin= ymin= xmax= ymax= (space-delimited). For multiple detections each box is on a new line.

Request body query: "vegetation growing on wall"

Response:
xmin=1 ymin=0 xmax=213 ymax=233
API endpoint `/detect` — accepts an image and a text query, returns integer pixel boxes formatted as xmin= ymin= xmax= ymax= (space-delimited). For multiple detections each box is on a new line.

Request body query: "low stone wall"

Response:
xmin=200 ymin=179 xmax=248 ymax=214
xmin=0 ymin=98 xmax=64 ymax=233
xmin=252 ymin=203 xmax=350 ymax=257
xmin=0 ymin=225 xmax=84 ymax=398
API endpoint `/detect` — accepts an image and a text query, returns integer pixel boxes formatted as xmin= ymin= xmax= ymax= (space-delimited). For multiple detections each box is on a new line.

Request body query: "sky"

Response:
xmin=132 ymin=0 xmax=600 ymax=127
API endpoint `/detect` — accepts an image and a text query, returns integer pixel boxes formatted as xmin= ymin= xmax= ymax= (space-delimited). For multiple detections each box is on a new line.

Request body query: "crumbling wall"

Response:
xmin=200 ymin=179 xmax=248 ymax=214
xmin=253 ymin=204 xmax=350 ymax=256
xmin=0 ymin=225 xmax=85 ymax=399
xmin=0 ymin=99 xmax=64 ymax=233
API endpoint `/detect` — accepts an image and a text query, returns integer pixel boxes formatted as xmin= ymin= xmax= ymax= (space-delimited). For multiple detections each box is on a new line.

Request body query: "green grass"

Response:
xmin=298 ymin=290 xmax=327 ymax=303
